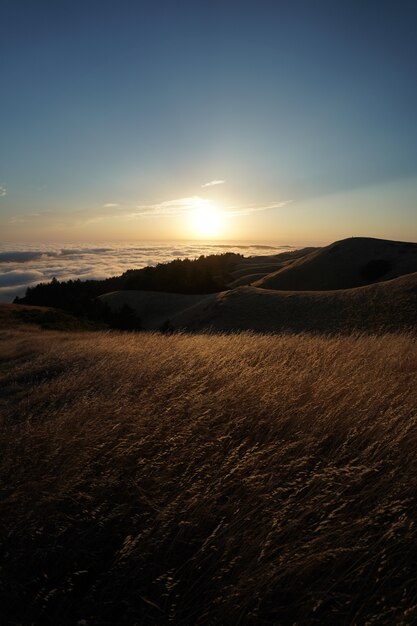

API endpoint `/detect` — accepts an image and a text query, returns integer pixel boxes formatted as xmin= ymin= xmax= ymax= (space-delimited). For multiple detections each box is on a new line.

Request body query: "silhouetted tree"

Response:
xmin=14 ymin=253 xmax=242 ymax=328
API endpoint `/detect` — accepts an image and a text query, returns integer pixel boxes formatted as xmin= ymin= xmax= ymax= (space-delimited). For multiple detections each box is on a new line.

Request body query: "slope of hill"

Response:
xmin=1 ymin=328 xmax=416 ymax=625
xmin=255 ymin=237 xmax=417 ymax=291
xmin=227 ymin=246 xmax=317 ymax=287
xmin=0 ymin=303 xmax=99 ymax=331
xmin=100 ymin=290 xmax=216 ymax=330
xmin=169 ymin=271 xmax=417 ymax=333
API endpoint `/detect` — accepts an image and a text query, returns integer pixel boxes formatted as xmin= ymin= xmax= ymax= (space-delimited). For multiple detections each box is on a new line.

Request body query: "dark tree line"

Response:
xmin=15 ymin=253 xmax=242 ymax=328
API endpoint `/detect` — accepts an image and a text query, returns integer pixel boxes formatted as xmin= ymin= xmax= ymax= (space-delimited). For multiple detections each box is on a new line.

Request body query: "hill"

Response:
xmin=1 ymin=327 xmax=416 ymax=624
xmin=0 ymin=303 xmax=100 ymax=332
xmin=226 ymin=247 xmax=317 ymax=287
xmin=12 ymin=237 xmax=417 ymax=333
xmin=100 ymin=290 xmax=216 ymax=330
xmin=255 ymin=237 xmax=417 ymax=291
xmin=104 ymin=271 xmax=417 ymax=333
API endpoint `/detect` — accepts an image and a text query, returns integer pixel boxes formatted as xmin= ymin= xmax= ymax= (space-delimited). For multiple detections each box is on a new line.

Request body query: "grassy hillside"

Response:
xmin=110 ymin=271 xmax=417 ymax=332
xmin=0 ymin=303 xmax=101 ymax=332
xmin=255 ymin=237 xmax=417 ymax=291
xmin=56 ymin=238 xmax=417 ymax=333
xmin=1 ymin=328 xmax=417 ymax=624
xmin=99 ymin=290 xmax=216 ymax=330
xmin=226 ymin=247 xmax=317 ymax=287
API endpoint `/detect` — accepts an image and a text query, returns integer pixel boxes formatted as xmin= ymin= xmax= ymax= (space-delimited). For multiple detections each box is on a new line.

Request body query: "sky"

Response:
xmin=1 ymin=0 xmax=416 ymax=244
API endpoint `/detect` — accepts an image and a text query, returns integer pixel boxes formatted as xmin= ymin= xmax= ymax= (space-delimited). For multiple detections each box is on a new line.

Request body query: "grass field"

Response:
xmin=1 ymin=328 xmax=417 ymax=624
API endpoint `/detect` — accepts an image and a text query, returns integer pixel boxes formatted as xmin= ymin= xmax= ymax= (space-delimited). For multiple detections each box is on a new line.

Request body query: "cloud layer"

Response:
xmin=0 ymin=242 xmax=295 ymax=302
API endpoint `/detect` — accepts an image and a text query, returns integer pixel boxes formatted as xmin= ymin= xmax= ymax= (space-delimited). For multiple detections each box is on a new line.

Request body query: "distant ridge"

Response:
xmin=254 ymin=237 xmax=417 ymax=291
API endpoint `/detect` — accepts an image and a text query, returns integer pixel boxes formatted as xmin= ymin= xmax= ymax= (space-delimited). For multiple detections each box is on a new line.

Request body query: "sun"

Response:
xmin=188 ymin=198 xmax=223 ymax=238
xmin=191 ymin=207 xmax=221 ymax=237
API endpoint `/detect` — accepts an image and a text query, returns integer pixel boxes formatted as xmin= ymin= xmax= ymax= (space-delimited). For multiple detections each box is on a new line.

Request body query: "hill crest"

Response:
xmin=254 ymin=237 xmax=417 ymax=291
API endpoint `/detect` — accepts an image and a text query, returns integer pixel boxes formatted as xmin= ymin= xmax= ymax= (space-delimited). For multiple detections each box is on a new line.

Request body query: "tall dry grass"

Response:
xmin=1 ymin=329 xmax=417 ymax=624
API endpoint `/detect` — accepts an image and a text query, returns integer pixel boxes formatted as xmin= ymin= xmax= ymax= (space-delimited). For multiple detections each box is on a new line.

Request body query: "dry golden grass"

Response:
xmin=1 ymin=328 xmax=417 ymax=624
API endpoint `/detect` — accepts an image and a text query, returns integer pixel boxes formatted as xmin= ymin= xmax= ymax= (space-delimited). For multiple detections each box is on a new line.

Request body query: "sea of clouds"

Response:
xmin=0 ymin=242 xmax=295 ymax=302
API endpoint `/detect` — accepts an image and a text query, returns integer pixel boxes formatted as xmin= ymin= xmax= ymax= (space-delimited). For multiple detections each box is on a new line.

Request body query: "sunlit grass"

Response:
xmin=1 ymin=329 xmax=416 ymax=624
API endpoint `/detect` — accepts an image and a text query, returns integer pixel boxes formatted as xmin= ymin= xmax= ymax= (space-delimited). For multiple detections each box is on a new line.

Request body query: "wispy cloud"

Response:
xmin=201 ymin=180 xmax=225 ymax=188
xmin=131 ymin=197 xmax=290 ymax=218
xmin=0 ymin=185 xmax=7 ymax=197
xmin=5 ymin=196 xmax=291 ymax=228
xmin=224 ymin=200 xmax=291 ymax=216
xmin=8 ymin=213 xmax=41 ymax=224
xmin=132 ymin=196 xmax=210 ymax=218
xmin=8 ymin=211 xmax=51 ymax=224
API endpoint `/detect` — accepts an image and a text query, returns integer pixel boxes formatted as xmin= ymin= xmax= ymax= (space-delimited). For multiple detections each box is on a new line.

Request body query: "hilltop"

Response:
xmin=255 ymin=237 xmax=417 ymax=290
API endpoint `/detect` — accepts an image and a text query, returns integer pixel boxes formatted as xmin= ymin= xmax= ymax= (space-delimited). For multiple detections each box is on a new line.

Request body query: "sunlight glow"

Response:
xmin=188 ymin=198 xmax=223 ymax=238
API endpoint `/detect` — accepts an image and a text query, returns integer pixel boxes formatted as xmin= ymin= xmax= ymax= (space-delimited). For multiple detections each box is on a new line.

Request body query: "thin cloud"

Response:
xmin=225 ymin=200 xmax=291 ymax=216
xmin=133 ymin=196 xmax=210 ymax=218
xmin=130 ymin=197 xmax=290 ymax=219
xmin=5 ymin=197 xmax=291 ymax=229
xmin=201 ymin=180 xmax=225 ymax=188
xmin=0 ymin=185 xmax=7 ymax=197
xmin=8 ymin=213 xmax=42 ymax=224
xmin=103 ymin=203 xmax=119 ymax=207
xmin=8 ymin=211 xmax=51 ymax=224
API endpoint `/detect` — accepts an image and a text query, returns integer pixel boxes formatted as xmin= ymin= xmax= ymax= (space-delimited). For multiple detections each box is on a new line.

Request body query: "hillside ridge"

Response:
xmin=254 ymin=236 xmax=417 ymax=291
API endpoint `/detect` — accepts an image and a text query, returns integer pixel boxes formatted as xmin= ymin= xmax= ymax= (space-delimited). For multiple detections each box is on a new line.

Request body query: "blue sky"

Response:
xmin=1 ymin=0 xmax=416 ymax=242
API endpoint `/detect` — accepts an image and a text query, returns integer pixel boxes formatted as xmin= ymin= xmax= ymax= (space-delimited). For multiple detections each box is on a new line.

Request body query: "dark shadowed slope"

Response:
xmin=99 ymin=291 xmax=216 ymax=330
xmin=170 ymin=271 xmax=417 ymax=333
xmin=255 ymin=237 xmax=417 ymax=291
xmin=0 ymin=303 xmax=98 ymax=331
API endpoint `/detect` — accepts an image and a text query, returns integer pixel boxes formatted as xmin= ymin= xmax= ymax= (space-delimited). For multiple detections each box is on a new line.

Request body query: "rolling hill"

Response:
xmin=99 ymin=290 xmax=216 ymax=330
xmin=226 ymin=247 xmax=317 ymax=288
xmin=101 ymin=270 xmax=417 ymax=334
xmin=254 ymin=237 xmax=417 ymax=291
xmin=11 ymin=237 xmax=417 ymax=334
xmin=169 ymin=271 xmax=417 ymax=333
